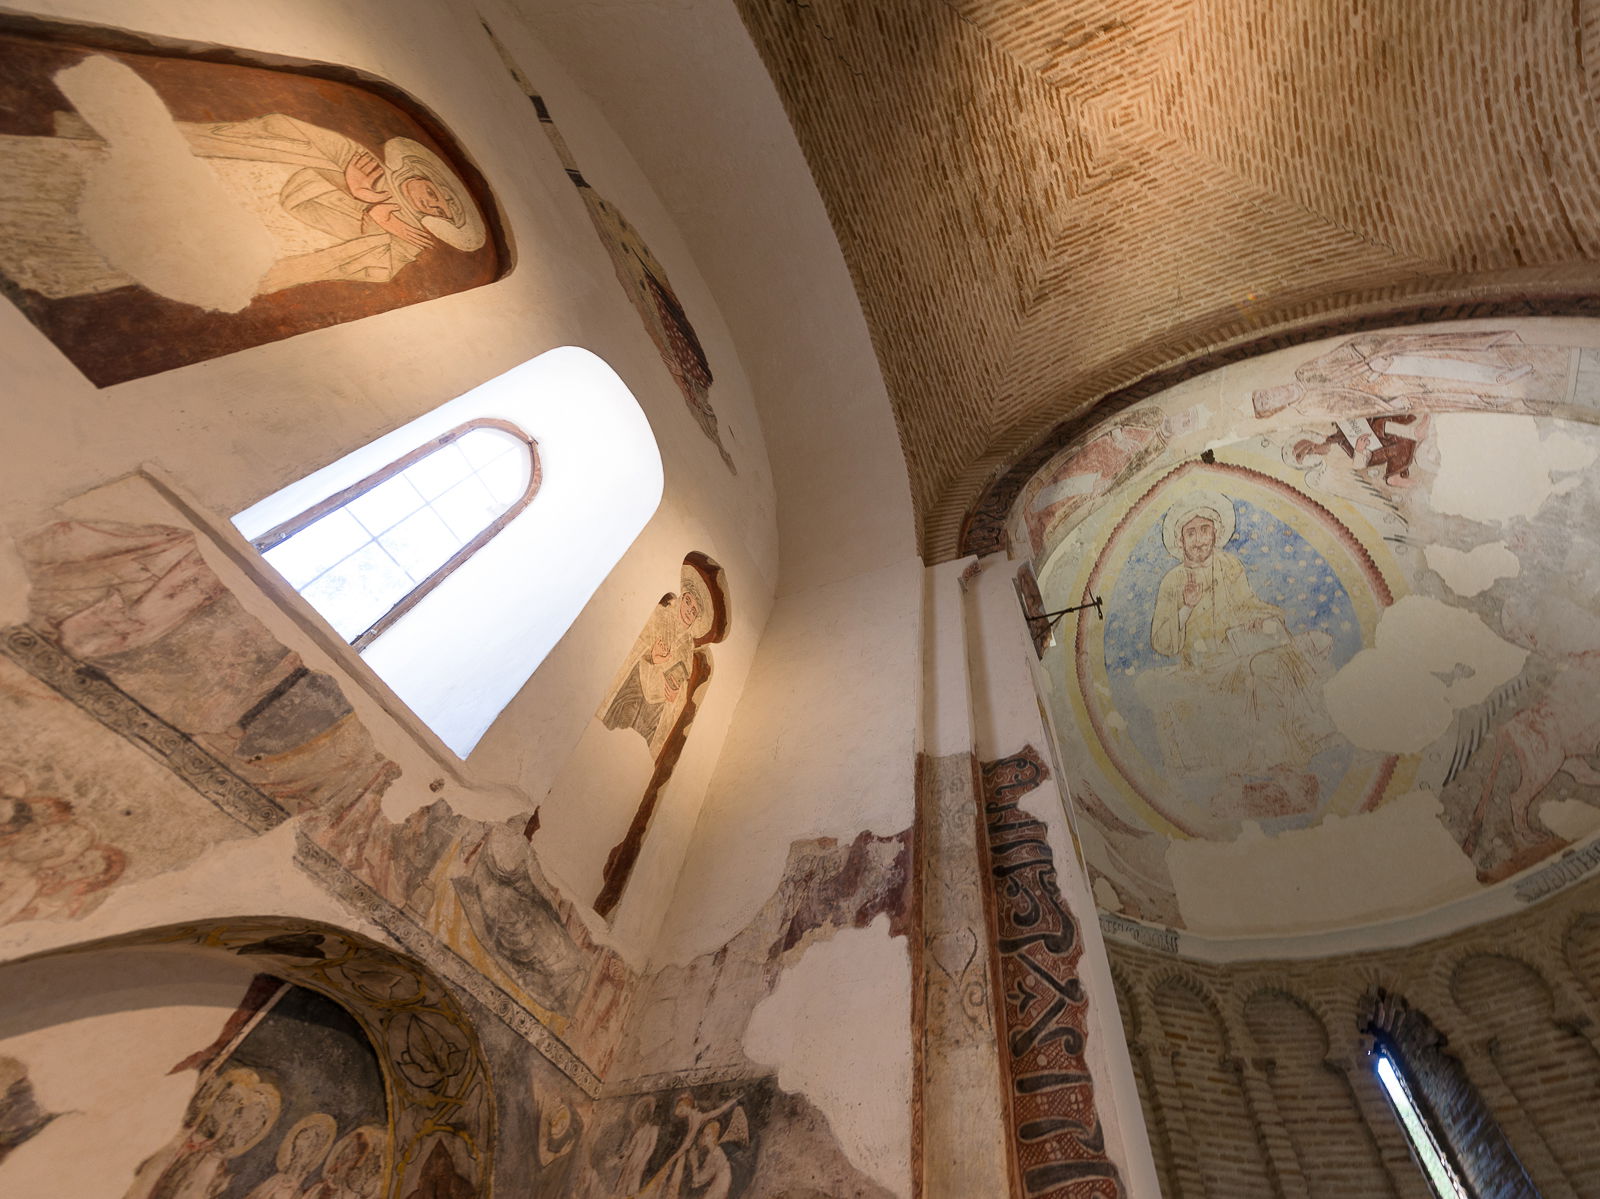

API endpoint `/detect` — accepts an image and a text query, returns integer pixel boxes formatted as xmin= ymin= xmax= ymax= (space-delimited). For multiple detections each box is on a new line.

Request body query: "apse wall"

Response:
xmin=1011 ymin=316 xmax=1600 ymax=955
xmin=0 ymin=0 xmax=928 ymax=1194
xmin=1107 ymin=873 xmax=1600 ymax=1199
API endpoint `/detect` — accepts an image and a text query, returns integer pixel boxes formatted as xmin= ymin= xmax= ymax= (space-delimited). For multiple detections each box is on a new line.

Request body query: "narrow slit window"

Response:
xmin=1376 ymin=1051 xmax=1471 ymax=1199
xmin=252 ymin=419 xmax=540 ymax=649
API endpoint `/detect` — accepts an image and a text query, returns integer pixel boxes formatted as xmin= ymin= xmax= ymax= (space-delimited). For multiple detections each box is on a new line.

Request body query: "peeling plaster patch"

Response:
xmin=1430 ymin=414 xmax=1597 ymax=523
xmin=1425 ymin=541 xmax=1521 ymax=597
xmin=57 ymin=57 xmax=275 ymax=312
xmin=743 ymin=916 xmax=911 ymax=1198
xmin=1325 ymin=596 xmax=1526 ymax=754
xmin=1167 ymin=791 xmax=1479 ymax=935
xmin=1536 ymin=799 xmax=1600 ymax=843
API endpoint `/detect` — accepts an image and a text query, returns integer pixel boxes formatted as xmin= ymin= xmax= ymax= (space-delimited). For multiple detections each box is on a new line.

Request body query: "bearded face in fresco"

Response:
xmin=1179 ymin=514 xmax=1216 ymax=566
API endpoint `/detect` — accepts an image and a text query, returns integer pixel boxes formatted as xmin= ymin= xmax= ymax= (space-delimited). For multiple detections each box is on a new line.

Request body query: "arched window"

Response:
xmin=234 ymin=347 xmax=663 ymax=758
xmin=251 ymin=419 xmax=541 ymax=650
xmin=1374 ymin=1048 xmax=1470 ymax=1199
xmin=1365 ymin=989 xmax=1535 ymax=1199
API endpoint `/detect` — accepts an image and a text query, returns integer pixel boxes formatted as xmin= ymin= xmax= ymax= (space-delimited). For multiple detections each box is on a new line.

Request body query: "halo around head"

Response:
xmin=1162 ymin=488 xmax=1235 ymax=559
xmin=678 ymin=569 xmax=714 ymax=640
xmin=383 ymin=137 xmax=487 ymax=251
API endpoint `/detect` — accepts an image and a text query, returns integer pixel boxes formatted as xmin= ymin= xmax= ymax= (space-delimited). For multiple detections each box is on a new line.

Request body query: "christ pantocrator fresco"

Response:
xmin=1136 ymin=489 xmax=1338 ymax=784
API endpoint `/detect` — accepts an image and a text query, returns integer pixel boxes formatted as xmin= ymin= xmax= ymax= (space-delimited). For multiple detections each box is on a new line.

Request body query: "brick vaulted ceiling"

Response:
xmin=733 ymin=0 xmax=1600 ymax=560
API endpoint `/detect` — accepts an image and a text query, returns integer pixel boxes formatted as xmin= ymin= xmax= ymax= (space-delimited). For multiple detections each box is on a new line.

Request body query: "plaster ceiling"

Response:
xmin=1026 ymin=318 xmax=1600 ymax=949
xmin=733 ymin=0 xmax=1600 ymax=560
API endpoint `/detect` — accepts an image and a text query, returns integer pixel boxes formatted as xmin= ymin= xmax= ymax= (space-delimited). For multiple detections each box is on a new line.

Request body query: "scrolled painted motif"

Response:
xmin=978 ymin=748 xmax=1123 ymax=1199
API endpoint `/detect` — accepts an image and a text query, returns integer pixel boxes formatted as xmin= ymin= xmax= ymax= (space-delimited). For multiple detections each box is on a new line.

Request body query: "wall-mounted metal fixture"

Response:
xmin=1025 ymin=595 xmax=1104 ymax=640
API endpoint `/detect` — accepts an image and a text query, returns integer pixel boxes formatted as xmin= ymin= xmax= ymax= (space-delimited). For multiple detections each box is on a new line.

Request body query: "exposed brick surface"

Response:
xmin=1245 ymin=991 xmax=1394 ymax=1198
xmin=1110 ymin=877 xmax=1600 ymax=1197
xmin=732 ymin=0 xmax=1600 ymax=559
xmin=1148 ymin=977 xmax=1276 ymax=1197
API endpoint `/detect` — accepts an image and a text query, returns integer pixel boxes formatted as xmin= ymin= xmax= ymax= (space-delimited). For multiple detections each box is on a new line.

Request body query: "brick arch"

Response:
xmin=1245 ymin=988 xmax=1396 ymax=1198
xmin=1149 ymin=973 xmax=1277 ymax=1198
xmin=1562 ymin=910 xmax=1600 ymax=1007
xmin=1447 ymin=952 xmax=1600 ymax=1191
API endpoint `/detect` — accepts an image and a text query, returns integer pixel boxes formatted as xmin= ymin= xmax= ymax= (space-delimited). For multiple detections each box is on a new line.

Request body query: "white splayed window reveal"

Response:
xmin=1375 ymin=1052 xmax=1470 ymax=1199
xmin=235 ymin=347 xmax=664 ymax=758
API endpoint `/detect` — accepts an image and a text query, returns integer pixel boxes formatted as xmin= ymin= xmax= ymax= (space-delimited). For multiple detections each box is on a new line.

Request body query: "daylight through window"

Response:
xmin=1376 ymin=1051 xmax=1471 ymax=1199
xmin=251 ymin=419 xmax=540 ymax=648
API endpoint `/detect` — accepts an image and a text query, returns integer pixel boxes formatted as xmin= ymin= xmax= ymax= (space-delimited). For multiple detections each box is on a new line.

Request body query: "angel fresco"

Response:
xmin=593 ymin=555 xmax=730 ymax=916
xmin=1251 ymin=330 xmax=1565 ymax=422
xmin=0 ymin=21 xmax=502 ymax=385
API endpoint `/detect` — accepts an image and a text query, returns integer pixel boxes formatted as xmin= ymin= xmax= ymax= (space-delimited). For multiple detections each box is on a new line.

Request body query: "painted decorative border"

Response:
xmin=0 ymin=624 xmax=289 ymax=834
xmin=977 ymin=747 xmax=1123 ymax=1199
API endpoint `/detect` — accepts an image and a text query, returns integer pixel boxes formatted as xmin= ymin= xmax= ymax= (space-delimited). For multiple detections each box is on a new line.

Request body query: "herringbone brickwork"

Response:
xmin=734 ymin=0 xmax=1600 ymax=558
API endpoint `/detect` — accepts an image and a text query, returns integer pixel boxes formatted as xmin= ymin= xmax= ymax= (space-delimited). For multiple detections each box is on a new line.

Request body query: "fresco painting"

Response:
xmin=127 ymin=978 xmax=388 ymax=1199
xmin=593 ymin=555 xmax=730 ymax=918
xmin=1027 ymin=327 xmax=1600 ymax=938
xmin=480 ymin=22 xmax=735 ymax=471
xmin=1075 ymin=463 xmax=1395 ymax=838
xmin=0 ymin=23 xmax=503 ymax=386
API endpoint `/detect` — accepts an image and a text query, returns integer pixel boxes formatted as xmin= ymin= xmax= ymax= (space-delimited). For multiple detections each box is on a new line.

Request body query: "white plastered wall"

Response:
xmin=517 ymin=1 xmax=925 ymax=1194
xmin=0 ymin=0 xmax=779 ymax=968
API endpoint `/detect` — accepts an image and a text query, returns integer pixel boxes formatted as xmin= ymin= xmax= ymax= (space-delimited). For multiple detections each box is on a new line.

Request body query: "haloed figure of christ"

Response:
xmin=1136 ymin=490 xmax=1338 ymax=781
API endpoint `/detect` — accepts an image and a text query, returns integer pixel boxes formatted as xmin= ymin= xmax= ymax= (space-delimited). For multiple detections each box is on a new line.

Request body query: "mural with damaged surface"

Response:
xmin=0 ymin=469 xmax=900 ymax=1198
xmin=0 ymin=19 xmax=504 ymax=387
xmin=1021 ymin=321 xmax=1600 ymax=942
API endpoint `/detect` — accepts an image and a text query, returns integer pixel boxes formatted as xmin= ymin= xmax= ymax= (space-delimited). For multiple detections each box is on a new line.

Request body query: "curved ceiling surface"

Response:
xmin=1022 ymin=318 xmax=1600 ymax=949
xmin=734 ymin=0 xmax=1600 ymax=558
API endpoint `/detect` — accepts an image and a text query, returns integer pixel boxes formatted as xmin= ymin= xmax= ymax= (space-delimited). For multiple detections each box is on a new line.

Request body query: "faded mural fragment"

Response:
xmin=594 ymin=554 xmax=730 ymax=918
xmin=482 ymin=21 xmax=735 ymax=471
xmin=978 ymin=750 xmax=1122 ymax=1199
xmin=0 ymin=1056 xmax=55 ymax=1166
xmin=0 ymin=486 xmax=893 ymax=1199
xmin=1021 ymin=325 xmax=1600 ymax=942
xmin=0 ymin=20 xmax=503 ymax=386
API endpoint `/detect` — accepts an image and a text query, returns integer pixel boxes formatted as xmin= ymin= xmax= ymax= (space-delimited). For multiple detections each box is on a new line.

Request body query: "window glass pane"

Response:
xmin=380 ymin=506 xmax=462 ymax=582
xmin=345 ymin=472 xmax=425 ymax=538
xmin=299 ymin=542 xmax=413 ymax=641
xmin=479 ymin=448 xmax=532 ymax=506
xmin=457 ymin=426 xmax=517 ymax=468
xmin=431 ymin=475 xmax=503 ymax=542
xmin=406 ymin=442 xmax=474 ymax=500
xmin=262 ymin=508 xmax=368 ymax=588
xmin=256 ymin=423 xmax=531 ymax=647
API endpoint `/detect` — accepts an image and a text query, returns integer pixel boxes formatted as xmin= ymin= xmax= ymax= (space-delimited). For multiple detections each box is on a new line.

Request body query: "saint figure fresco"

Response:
xmin=594 ymin=555 xmax=729 ymax=916
xmin=601 ymin=568 xmax=715 ymax=757
xmin=1135 ymin=490 xmax=1337 ymax=781
xmin=0 ymin=21 xmax=503 ymax=385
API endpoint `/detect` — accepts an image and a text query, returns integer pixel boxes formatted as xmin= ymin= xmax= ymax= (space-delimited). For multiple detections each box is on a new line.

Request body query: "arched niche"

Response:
xmin=0 ymin=917 xmax=493 ymax=1198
